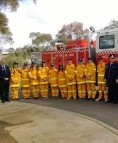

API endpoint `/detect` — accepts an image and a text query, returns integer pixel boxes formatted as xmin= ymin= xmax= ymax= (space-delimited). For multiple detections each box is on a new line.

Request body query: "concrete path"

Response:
xmin=0 ymin=101 xmax=118 ymax=143
xmin=21 ymin=98 xmax=118 ymax=129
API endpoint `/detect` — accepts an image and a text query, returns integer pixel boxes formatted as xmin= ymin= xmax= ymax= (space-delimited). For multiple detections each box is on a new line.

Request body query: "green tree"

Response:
xmin=0 ymin=12 xmax=13 ymax=44
xmin=0 ymin=0 xmax=36 ymax=11
xmin=5 ymin=53 xmax=26 ymax=67
xmin=0 ymin=0 xmax=19 ymax=11
xmin=104 ymin=19 xmax=118 ymax=30
xmin=6 ymin=47 xmax=15 ymax=53
xmin=0 ymin=0 xmax=36 ymax=45
xmin=56 ymin=21 xmax=89 ymax=44
xmin=29 ymin=32 xmax=52 ymax=51
xmin=5 ymin=44 xmax=36 ymax=67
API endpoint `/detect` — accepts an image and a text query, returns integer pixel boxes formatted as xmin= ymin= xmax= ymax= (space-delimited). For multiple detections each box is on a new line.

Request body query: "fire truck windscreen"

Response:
xmin=99 ymin=35 xmax=115 ymax=49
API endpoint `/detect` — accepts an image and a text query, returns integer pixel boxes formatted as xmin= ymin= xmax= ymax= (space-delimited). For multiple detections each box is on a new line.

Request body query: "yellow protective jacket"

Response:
xmin=10 ymin=68 xmax=21 ymax=88
xmin=49 ymin=68 xmax=58 ymax=87
xmin=85 ymin=62 xmax=96 ymax=83
xmin=58 ymin=70 xmax=67 ymax=88
xmin=38 ymin=66 xmax=49 ymax=85
xmin=28 ymin=67 xmax=39 ymax=85
xmin=65 ymin=64 xmax=76 ymax=85
xmin=75 ymin=64 xmax=86 ymax=84
xmin=97 ymin=62 xmax=106 ymax=84
xmin=19 ymin=67 xmax=30 ymax=87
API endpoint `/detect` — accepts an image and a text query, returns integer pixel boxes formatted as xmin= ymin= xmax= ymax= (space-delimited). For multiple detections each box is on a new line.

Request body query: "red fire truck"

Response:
xmin=96 ymin=28 xmax=118 ymax=63
xmin=31 ymin=28 xmax=118 ymax=66
xmin=41 ymin=40 xmax=96 ymax=68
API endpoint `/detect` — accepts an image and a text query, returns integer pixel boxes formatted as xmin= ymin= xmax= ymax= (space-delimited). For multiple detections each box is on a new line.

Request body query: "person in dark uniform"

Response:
xmin=104 ymin=54 xmax=118 ymax=104
xmin=0 ymin=59 xmax=11 ymax=103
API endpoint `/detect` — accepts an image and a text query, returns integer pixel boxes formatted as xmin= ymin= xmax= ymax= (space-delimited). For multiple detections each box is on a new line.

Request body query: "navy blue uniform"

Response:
xmin=105 ymin=62 xmax=118 ymax=103
xmin=0 ymin=65 xmax=11 ymax=102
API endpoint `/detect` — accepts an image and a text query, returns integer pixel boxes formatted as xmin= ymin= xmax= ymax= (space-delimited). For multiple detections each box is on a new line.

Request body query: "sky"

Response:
xmin=5 ymin=0 xmax=118 ymax=49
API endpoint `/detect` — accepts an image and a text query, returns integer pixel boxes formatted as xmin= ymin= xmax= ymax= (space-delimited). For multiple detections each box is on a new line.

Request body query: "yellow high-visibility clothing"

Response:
xmin=85 ymin=62 xmax=96 ymax=99
xmin=65 ymin=64 xmax=76 ymax=100
xmin=28 ymin=67 xmax=39 ymax=98
xmin=49 ymin=68 xmax=59 ymax=97
xmin=58 ymin=70 xmax=67 ymax=98
xmin=20 ymin=67 xmax=31 ymax=99
xmin=76 ymin=64 xmax=86 ymax=99
xmin=38 ymin=66 xmax=49 ymax=99
xmin=97 ymin=62 xmax=106 ymax=84
xmin=10 ymin=68 xmax=20 ymax=100
xmin=97 ymin=62 xmax=108 ymax=101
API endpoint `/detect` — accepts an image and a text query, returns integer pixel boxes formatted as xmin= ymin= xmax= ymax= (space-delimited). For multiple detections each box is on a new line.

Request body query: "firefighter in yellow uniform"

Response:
xmin=10 ymin=62 xmax=20 ymax=100
xmin=58 ymin=64 xmax=68 ymax=99
xmin=65 ymin=58 xmax=77 ymax=100
xmin=38 ymin=61 xmax=49 ymax=99
xmin=28 ymin=61 xmax=39 ymax=99
xmin=19 ymin=63 xmax=31 ymax=99
xmin=49 ymin=64 xmax=59 ymax=98
xmin=85 ymin=57 xmax=96 ymax=100
xmin=96 ymin=56 xmax=108 ymax=102
xmin=75 ymin=59 xmax=86 ymax=99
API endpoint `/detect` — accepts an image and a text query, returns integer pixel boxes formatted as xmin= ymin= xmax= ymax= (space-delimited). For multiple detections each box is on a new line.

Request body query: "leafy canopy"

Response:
xmin=56 ymin=21 xmax=89 ymax=43
xmin=0 ymin=0 xmax=36 ymax=45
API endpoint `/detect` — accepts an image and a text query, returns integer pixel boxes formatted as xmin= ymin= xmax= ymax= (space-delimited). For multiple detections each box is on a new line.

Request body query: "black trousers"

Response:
xmin=107 ymin=83 xmax=118 ymax=103
xmin=0 ymin=84 xmax=10 ymax=102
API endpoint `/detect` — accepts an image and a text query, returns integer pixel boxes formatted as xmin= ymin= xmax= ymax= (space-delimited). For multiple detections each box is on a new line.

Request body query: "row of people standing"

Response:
xmin=64 ymin=56 xmax=107 ymax=101
xmin=8 ymin=56 xmax=108 ymax=102
xmin=0 ymin=53 xmax=118 ymax=104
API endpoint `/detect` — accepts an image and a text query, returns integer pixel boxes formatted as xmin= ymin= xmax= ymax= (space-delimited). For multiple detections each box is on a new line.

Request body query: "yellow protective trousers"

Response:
xmin=10 ymin=87 xmax=19 ymax=100
xmin=98 ymin=84 xmax=108 ymax=101
xmin=51 ymin=86 xmax=59 ymax=97
xmin=77 ymin=83 xmax=86 ymax=99
xmin=40 ymin=84 xmax=49 ymax=98
xmin=86 ymin=83 xmax=96 ymax=99
xmin=31 ymin=85 xmax=39 ymax=98
xmin=59 ymin=87 xmax=68 ymax=98
xmin=22 ymin=87 xmax=30 ymax=99
xmin=67 ymin=84 xmax=76 ymax=100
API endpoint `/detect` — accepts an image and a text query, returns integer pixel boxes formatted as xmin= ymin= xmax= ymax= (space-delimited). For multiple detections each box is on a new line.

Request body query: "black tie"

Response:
xmin=3 ymin=66 xmax=6 ymax=73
